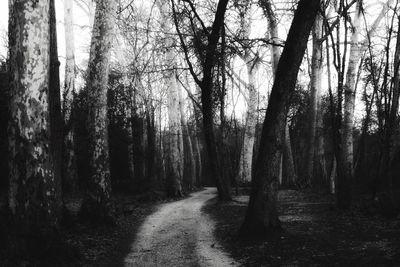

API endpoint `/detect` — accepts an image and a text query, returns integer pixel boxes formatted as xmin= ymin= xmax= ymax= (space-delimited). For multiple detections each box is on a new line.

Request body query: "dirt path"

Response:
xmin=123 ymin=187 xmax=239 ymax=267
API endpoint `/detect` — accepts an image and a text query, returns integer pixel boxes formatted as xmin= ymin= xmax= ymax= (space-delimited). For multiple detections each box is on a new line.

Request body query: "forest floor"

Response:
xmin=204 ymin=188 xmax=400 ymax=266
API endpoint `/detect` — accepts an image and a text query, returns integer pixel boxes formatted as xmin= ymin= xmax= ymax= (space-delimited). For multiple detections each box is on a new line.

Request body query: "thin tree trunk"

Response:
xmin=81 ymin=0 xmax=117 ymax=223
xmin=240 ymin=0 xmax=319 ymax=238
xmin=49 ymin=0 xmax=63 ymax=221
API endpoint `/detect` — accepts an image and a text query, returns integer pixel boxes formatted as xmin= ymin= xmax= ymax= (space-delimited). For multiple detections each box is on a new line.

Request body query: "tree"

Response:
xmin=172 ymin=0 xmax=232 ymax=200
xmin=235 ymin=0 xmax=261 ymax=184
xmin=80 ymin=0 xmax=117 ymax=223
xmin=259 ymin=0 xmax=297 ymax=187
xmin=240 ymin=0 xmax=320 ymax=238
xmin=8 ymin=0 xmax=60 ymax=249
xmin=63 ymin=0 xmax=78 ymax=192
xmin=158 ymin=1 xmax=184 ymax=197
xmin=305 ymin=12 xmax=327 ymax=186
xmin=326 ymin=0 xmax=392 ymax=209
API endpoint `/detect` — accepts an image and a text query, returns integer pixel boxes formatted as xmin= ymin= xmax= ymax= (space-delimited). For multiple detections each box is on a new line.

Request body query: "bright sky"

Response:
xmin=0 ymin=0 xmax=393 ymax=125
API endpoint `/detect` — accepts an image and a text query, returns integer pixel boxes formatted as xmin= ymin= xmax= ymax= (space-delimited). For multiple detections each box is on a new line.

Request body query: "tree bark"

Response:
xmin=236 ymin=1 xmax=260 ymax=184
xmin=8 ymin=0 xmax=60 ymax=248
xmin=238 ymin=53 xmax=259 ymax=184
xmin=81 ymin=0 xmax=117 ymax=223
xmin=259 ymin=0 xmax=296 ymax=187
xmin=240 ymin=0 xmax=319 ymax=239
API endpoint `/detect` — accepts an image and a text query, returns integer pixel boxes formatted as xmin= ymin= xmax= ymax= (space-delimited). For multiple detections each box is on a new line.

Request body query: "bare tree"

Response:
xmin=172 ymin=0 xmax=232 ymax=200
xmin=240 ymin=0 xmax=320 ymax=238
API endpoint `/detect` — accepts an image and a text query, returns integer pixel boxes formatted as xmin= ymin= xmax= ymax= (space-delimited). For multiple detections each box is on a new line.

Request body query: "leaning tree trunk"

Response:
xmin=62 ymin=0 xmax=78 ymax=192
xmin=259 ymin=0 xmax=296 ymax=186
xmin=80 ymin=0 xmax=117 ymax=223
xmin=239 ymin=0 xmax=320 ymax=239
xmin=8 ymin=0 xmax=61 ymax=250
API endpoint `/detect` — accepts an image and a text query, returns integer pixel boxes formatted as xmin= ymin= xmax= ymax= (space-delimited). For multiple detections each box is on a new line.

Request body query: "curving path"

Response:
xmin=123 ymin=187 xmax=239 ymax=267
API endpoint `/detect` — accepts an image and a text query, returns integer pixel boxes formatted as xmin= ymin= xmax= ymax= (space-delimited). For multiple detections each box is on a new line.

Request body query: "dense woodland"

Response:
xmin=0 ymin=0 xmax=400 ymax=265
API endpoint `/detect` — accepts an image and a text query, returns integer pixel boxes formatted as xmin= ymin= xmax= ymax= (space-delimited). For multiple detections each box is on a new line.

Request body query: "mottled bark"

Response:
xmin=239 ymin=55 xmax=259 ymax=183
xmin=81 ymin=0 xmax=117 ymax=223
xmin=8 ymin=0 xmax=60 ymax=245
xmin=240 ymin=0 xmax=319 ymax=238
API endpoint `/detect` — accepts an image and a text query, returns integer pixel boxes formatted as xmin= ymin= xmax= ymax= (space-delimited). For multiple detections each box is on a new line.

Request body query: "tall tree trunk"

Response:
xmin=338 ymin=0 xmax=392 ymax=209
xmin=159 ymin=2 xmax=184 ymax=197
xmin=379 ymin=15 xmax=400 ymax=217
xmin=63 ymin=0 xmax=78 ymax=192
xmin=339 ymin=0 xmax=363 ymax=208
xmin=239 ymin=0 xmax=319 ymax=238
xmin=81 ymin=0 xmax=117 ymax=223
xmin=202 ymin=0 xmax=231 ymax=200
xmin=305 ymin=13 xmax=324 ymax=186
xmin=49 ymin=0 xmax=63 ymax=221
xmin=259 ymin=0 xmax=296 ymax=187
xmin=171 ymin=0 xmax=231 ymax=200
xmin=8 ymin=0 xmax=60 ymax=250
xmin=239 ymin=54 xmax=259 ymax=184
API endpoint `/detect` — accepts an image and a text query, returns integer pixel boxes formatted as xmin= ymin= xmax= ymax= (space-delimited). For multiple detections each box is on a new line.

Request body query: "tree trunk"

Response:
xmin=305 ymin=13 xmax=324 ymax=186
xmin=239 ymin=54 xmax=259 ymax=184
xmin=8 ymin=0 xmax=60 ymax=250
xmin=239 ymin=0 xmax=319 ymax=239
xmin=81 ymin=0 xmax=117 ymax=223
xmin=158 ymin=2 xmax=184 ymax=197
xmin=49 ymin=0 xmax=63 ymax=222
xmin=283 ymin=121 xmax=297 ymax=187
xmin=339 ymin=0 xmax=363 ymax=209
xmin=379 ymin=15 xmax=400 ymax=217
xmin=62 ymin=0 xmax=78 ymax=192
xmin=259 ymin=0 xmax=296 ymax=187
